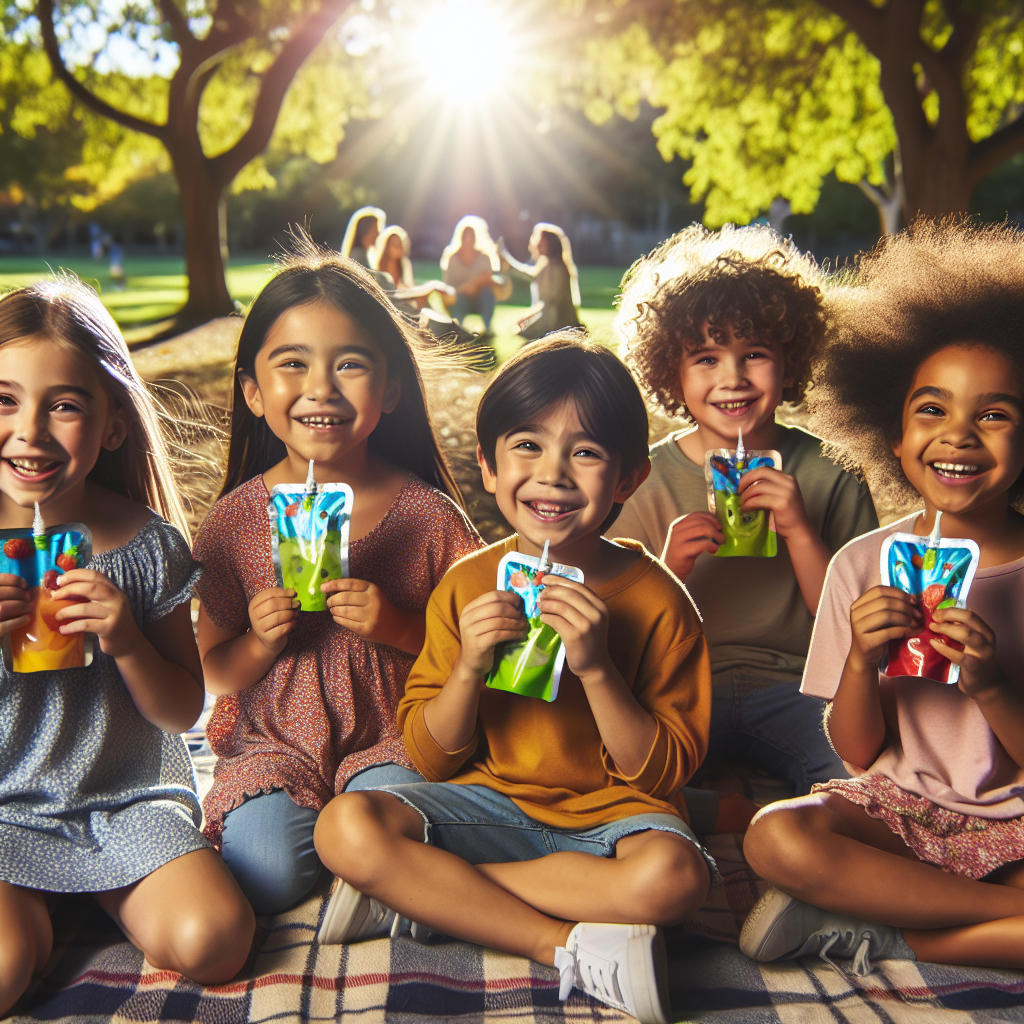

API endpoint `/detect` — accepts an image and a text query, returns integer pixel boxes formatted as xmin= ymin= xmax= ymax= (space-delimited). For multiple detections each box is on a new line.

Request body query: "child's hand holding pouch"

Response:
xmin=487 ymin=541 xmax=583 ymax=702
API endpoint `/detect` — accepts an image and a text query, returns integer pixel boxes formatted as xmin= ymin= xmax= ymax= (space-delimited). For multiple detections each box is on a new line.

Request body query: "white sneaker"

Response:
xmin=554 ymin=923 xmax=669 ymax=1024
xmin=317 ymin=878 xmax=437 ymax=945
xmin=740 ymin=887 xmax=905 ymax=977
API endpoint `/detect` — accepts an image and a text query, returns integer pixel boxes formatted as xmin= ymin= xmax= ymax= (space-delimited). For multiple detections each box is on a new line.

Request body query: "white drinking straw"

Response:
xmin=927 ymin=509 xmax=943 ymax=547
xmin=735 ymin=427 xmax=746 ymax=463
xmin=32 ymin=501 xmax=44 ymax=538
xmin=538 ymin=539 xmax=551 ymax=573
xmin=305 ymin=459 xmax=316 ymax=492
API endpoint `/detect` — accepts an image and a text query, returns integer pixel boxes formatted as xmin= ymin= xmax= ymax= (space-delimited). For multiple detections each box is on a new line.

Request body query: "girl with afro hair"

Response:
xmin=742 ymin=218 xmax=1024 ymax=974
xmin=613 ymin=225 xmax=877 ymax=837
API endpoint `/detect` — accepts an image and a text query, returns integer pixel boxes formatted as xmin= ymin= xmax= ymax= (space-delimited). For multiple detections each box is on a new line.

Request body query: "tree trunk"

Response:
xmin=174 ymin=153 xmax=234 ymax=327
xmin=899 ymin=133 xmax=974 ymax=219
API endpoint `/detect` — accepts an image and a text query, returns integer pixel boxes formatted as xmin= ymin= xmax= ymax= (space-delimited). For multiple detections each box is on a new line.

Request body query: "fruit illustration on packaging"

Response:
xmin=3 ymin=537 xmax=32 ymax=560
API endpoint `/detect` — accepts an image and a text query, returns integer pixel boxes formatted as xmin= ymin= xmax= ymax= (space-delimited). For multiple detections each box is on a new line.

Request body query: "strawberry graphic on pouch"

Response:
xmin=3 ymin=537 xmax=33 ymax=560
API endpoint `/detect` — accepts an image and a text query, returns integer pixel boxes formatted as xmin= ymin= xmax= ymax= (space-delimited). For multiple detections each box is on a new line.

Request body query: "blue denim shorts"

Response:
xmin=372 ymin=781 xmax=719 ymax=882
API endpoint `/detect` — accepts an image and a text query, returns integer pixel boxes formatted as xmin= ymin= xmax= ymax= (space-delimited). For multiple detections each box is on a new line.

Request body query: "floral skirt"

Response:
xmin=812 ymin=775 xmax=1024 ymax=880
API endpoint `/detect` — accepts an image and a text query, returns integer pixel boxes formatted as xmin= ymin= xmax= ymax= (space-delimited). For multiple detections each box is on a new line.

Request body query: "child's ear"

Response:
xmin=101 ymin=404 xmax=128 ymax=452
xmin=477 ymin=444 xmax=498 ymax=495
xmin=892 ymin=438 xmax=902 ymax=460
xmin=239 ymin=372 xmax=265 ymax=418
xmin=382 ymin=377 xmax=401 ymax=414
xmin=614 ymin=457 xmax=651 ymax=504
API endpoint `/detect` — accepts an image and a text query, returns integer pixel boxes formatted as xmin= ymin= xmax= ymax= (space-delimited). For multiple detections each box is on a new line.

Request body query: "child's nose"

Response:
xmin=15 ymin=407 xmax=52 ymax=445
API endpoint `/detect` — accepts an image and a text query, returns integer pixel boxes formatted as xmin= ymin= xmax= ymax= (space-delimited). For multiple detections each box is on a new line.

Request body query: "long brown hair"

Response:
xmin=0 ymin=277 xmax=193 ymax=538
xmin=221 ymin=235 xmax=463 ymax=506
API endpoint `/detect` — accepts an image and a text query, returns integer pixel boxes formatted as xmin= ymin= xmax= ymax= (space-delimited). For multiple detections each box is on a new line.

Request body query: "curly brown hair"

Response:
xmin=617 ymin=224 xmax=826 ymax=419
xmin=808 ymin=217 xmax=1024 ymax=515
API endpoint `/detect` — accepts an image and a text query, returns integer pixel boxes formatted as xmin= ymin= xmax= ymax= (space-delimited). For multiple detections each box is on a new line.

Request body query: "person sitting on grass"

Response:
xmin=313 ymin=335 xmax=717 ymax=1024
xmin=440 ymin=216 xmax=508 ymax=336
xmin=613 ymin=225 xmax=878 ymax=837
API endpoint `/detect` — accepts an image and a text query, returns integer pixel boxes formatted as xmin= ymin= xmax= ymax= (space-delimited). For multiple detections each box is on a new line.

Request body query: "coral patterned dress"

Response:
xmin=193 ymin=475 xmax=481 ymax=846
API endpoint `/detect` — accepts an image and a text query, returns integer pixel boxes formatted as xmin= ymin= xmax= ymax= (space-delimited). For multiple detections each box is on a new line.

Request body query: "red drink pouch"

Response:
xmin=879 ymin=512 xmax=979 ymax=684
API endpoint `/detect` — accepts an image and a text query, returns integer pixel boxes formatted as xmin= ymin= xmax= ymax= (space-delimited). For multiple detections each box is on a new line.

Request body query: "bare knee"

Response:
xmin=151 ymin=894 xmax=255 ymax=984
xmin=0 ymin=888 xmax=53 ymax=1014
xmin=313 ymin=792 xmax=406 ymax=889
xmin=621 ymin=834 xmax=710 ymax=926
xmin=743 ymin=799 xmax=830 ymax=889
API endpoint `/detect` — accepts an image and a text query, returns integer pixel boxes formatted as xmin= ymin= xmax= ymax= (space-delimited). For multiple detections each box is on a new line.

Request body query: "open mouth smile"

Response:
xmin=4 ymin=457 xmax=63 ymax=481
xmin=523 ymin=499 xmax=583 ymax=522
xmin=712 ymin=399 xmax=757 ymax=416
xmin=296 ymin=415 xmax=350 ymax=430
xmin=929 ymin=461 xmax=984 ymax=482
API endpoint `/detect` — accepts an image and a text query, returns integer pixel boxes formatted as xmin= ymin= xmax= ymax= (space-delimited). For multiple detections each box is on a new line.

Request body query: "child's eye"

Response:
xmin=916 ymin=403 xmax=945 ymax=417
xmin=573 ymin=447 xmax=603 ymax=460
xmin=279 ymin=359 xmax=306 ymax=370
xmin=337 ymin=360 xmax=368 ymax=372
xmin=512 ymin=440 xmax=540 ymax=452
xmin=979 ymin=409 xmax=1012 ymax=422
xmin=0 ymin=394 xmax=16 ymax=407
xmin=51 ymin=401 xmax=83 ymax=414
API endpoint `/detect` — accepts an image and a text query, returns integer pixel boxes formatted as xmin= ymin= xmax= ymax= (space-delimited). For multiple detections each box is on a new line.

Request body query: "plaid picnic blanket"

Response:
xmin=11 ymin=833 xmax=1023 ymax=1024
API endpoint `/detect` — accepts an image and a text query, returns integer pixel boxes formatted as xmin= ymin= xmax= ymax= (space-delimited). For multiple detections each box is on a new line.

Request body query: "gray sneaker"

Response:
xmin=740 ymin=888 xmax=905 ymax=977
xmin=317 ymin=878 xmax=437 ymax=946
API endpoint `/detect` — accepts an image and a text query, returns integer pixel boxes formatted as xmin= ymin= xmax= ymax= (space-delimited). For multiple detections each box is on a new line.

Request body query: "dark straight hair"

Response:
xmin=220 ymin=237 xmax=463 ymax=506
xmin=476 ymin=332 xmax=650 ymax=529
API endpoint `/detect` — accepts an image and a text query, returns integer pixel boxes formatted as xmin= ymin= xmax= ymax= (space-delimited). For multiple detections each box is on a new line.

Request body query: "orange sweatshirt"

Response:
xmin=398 ymin=537 xmax=711 ymax=828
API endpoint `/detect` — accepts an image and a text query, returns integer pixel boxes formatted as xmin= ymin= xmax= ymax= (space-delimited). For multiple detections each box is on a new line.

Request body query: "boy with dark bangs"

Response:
xmin=313 ymin=335 xmax=715 ymax=1024
xmin=614 ymin=225 xmax=878 ymax=835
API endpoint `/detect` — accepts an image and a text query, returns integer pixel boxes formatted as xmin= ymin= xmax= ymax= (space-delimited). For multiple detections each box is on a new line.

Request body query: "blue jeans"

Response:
xmin=220 ymin=763 xmax=423 ymax=916
xmin=370 ymin=781 xmax=719 ymax=882
xmin=451 ymin=286 xmax=496 ymax=330
xmin=683 ymin=673 xmax=849 ymax=835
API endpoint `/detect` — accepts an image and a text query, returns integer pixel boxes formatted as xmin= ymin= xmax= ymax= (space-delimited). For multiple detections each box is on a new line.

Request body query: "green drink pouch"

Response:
xmin=704 ymin=429 xmax=782 ymax=557
xmin=268 ymin=461 xmax=353 ymax=612
xmin=486 ymin=542 xmax=584 ymax=702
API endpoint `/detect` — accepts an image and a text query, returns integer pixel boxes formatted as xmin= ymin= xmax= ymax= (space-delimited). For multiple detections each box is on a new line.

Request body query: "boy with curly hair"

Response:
xmin=614 ymin=225 xmax=878 ymax=834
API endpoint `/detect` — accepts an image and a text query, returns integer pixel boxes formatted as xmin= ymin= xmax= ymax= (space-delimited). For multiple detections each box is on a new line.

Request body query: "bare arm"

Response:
xmin=55 ymin=571 xmax=204 ymax=733
xmin=931 ymin=606 xmax=1024 ymax=768
xmin=827 ymin=585 xmax=919 ymax=768
xmin=197 ymin=586 xmax=298 ymax=696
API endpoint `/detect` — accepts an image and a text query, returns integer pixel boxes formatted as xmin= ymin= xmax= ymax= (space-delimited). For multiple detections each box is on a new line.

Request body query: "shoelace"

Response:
xmin=554 ymin=946 xmax=625 ymax=1007
xmin=816 ymin=931 xmax=874 ymax=980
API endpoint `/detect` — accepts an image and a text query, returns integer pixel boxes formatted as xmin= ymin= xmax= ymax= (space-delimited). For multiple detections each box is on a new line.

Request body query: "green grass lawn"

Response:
xmin=0 ymin=254 xmax=625 ymax=358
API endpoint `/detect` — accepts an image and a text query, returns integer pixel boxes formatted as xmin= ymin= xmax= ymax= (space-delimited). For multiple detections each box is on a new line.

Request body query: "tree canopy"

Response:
xmin=566 ymin=0 xmax=1024 ymax=228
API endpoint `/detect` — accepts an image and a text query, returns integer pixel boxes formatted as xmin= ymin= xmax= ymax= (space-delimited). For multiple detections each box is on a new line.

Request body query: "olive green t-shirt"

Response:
xmin=611 ymin=425 xmax=878 ymax=683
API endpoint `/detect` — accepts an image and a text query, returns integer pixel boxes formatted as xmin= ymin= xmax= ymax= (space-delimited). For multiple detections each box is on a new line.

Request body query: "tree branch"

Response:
xmin=969 ymin=112 xmax=1024 ymax=187
xmin=37 ymin=0 xmax=166 ymax=139
xmin=814 ymin=0 xmax=886 ymax=55
xmin=937 ymin=2 xmax=981 ymax=73
xmin=210 ymin=0 xmax=355 ymax=187
xmin=156 ymin=0 xmax=197 ymax=55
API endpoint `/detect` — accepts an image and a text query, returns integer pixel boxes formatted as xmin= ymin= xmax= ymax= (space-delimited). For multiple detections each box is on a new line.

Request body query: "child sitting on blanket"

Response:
xmin=741 ymin=219 xmax=1024 ymax=973
xmin=313 ymin=335 xmax=716 ymax=1024
xmin=613 ymin=225 xmax=878 ymax=834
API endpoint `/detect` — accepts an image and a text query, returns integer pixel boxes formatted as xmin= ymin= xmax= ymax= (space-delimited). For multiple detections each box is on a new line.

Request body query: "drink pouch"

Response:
xmin=0 ymin=509 xmax=93 ymax=672
xmin=880 ymin=511 xmax=980 ymax=684
xmin=486 ymin=542 xmax=584 ymax=702
xmin=268 ymin=462 xmax=353 ymax=612
xmin=704 ymin=429 xmax=782 ymax=557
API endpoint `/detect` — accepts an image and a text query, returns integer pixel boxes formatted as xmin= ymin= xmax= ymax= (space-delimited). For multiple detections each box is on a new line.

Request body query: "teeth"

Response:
xmin=932 ymin=462 xmax=980 ymax=474
xmin=716 ymin=401 xmax=753 ymax=410
xmin=299 ymin=416 xmax=344 ymax=426
xmin=8 ymin=458 xmax=57 ymax=471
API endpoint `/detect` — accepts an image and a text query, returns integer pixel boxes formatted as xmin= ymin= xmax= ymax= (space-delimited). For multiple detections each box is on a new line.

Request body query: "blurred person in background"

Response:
xmin=499 ymin=223 xmax=581 ymax=339
xmin=440 ymin=216 xmax=509 ymax=336
xmin=340 ymin=207 xmax=386 ymax=267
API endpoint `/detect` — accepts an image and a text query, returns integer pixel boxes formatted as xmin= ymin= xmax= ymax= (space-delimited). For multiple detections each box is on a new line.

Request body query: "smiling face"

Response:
xmin=678 ymin=320 xmax=785 ymax=449
xmin=240 ymin=301 xmax=400 ymax=475
xmin=0 ymin=336 xmax=126 ymax=513
xmin=478 ymin=399 xmax=645 ymax=559
xmin=894 ymin=344 xmax=1024 ymax=520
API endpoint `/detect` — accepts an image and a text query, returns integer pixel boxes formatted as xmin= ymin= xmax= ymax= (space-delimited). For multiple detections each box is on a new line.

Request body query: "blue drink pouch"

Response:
xmin=268 ymin=461 xmax=353 ymax=612
xmin=0 ymin=503 xmax=94 ymax=672
xmin=880 ymin=511 xmax=979 ymax=684
xmin=486 ymin=541 xmax=584 ymax=702
xmin=704 ymin=429 xmax=782 ymax=557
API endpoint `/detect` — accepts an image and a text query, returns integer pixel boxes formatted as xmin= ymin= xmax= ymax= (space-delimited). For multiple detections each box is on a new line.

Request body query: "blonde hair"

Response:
xmin=340 ymin=206 xmax=386 ymax=259
xmin=440 ymin=215 xmax=500 ymax=273
xmin=371 ymin=225 xmax=415 ymax=288
xmin=0 ymin=277 xmax=193 ymax=539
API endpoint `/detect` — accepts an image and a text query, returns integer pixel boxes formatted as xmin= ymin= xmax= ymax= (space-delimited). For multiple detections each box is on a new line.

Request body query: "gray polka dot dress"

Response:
xmin=0 ymin=517 xmax=211 ymax=893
